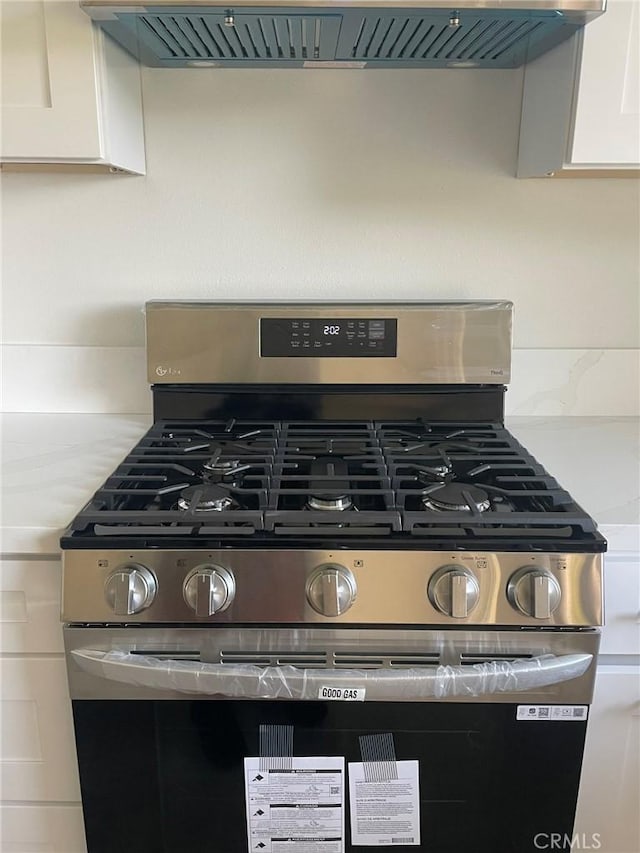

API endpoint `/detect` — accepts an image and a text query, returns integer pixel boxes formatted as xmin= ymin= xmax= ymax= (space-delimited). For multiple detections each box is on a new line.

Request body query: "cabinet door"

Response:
xmin=0 ymin=559 xmax=64 ymax=654
xmin=0 ymin=0 xmax=144 ymax=172
xmin=518 ymin=0 xmax=639 ymax=175
xmin=0 ymin=804 xmax=86 ymax=853
xmin=571 ymin=0 xmax=640 ymax=165
xmin=0 ymin=657 xmax=81 ymax=801
xmin=1 ymin=1 xmax=103 ymax=159
xmin=574 ymin=666 xmax=640 ymax=853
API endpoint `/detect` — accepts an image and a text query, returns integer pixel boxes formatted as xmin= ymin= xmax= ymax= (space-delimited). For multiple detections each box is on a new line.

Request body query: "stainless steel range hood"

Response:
xmin=82 ymin=0 xmax=605 ymax=68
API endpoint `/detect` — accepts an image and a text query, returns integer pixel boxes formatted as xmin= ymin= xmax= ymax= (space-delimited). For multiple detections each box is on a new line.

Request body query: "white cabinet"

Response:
xmin=574 ymin=667 xmax=640 ymax=853
xmin=574 ymin=550 xmax=640 ymax=850
xmin=1 ymin=656 xmax=81 ymax=802
xmin=600 ymin=553 xmax=640 ymax=656
xmin=0 ymin=1 xmax=145 ymax=173
xmin=0 ymin=559 xmax=65 ymax=653
xmin=0 ymin=804 xmax=86 ymax=853
xmin=0 ymin=559 xmax=85 ymax=852
xmin=518 ymin=0 xmax=640 ymax=176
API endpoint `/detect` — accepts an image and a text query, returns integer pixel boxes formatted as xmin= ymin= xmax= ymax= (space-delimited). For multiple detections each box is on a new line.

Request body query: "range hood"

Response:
xmin=82 ymin=0 xmax=605 ymax=69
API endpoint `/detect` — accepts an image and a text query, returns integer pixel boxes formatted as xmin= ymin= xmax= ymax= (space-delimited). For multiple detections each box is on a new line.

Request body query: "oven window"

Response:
xmin=73 ymin=700 xmax=586 ymax=853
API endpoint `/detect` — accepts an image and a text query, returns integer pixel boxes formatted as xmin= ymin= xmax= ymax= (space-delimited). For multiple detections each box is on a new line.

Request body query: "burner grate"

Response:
xmin=64 ymin=418 xmax=601 ymax=544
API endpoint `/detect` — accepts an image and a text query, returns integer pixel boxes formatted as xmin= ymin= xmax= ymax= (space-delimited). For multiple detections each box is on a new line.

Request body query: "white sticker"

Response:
xmin=348 ymin=760 xmax=420 ymax=846
xmin=318 ymin=686 xmax=366 ymax=702
xmin=244 ymin=756 xmax=345 ymax=852
xmin=516 ymin=705 xmax=589 ymax=721
xmin=303 ymin=61 xmax=367 ymax=69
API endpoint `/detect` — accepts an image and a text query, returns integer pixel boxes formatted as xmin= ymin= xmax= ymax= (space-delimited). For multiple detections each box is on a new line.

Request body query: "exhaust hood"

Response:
xmin=81 ymin=1 xmax=605 ymax=69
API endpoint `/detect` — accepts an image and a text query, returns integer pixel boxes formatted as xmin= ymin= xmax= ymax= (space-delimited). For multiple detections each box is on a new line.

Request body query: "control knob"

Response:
xmin=183 ymin=565 xmax=235 ymax=617
xmin=507 ymin=568 xmax=561 ymax=619
xmin=306 ymin=564 xmax=357 ymax=617
xmin=104 ymin=564 xmax=157 ymax=615
xmin=428 ymin=565 xmax=480 ymax=618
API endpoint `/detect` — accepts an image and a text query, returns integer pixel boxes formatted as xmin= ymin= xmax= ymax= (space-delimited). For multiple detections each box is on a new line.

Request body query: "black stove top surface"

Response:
xmin=61 ymin=419 xmax=606 ymax=552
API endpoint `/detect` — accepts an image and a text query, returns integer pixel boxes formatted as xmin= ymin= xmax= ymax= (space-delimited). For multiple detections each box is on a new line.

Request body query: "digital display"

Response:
xmin=260 ymin=318 xmax=398 ymax=358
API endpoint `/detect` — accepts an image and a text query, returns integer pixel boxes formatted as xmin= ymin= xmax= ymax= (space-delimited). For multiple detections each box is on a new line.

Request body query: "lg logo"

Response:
xmin=155 ymin=366 xmax=168 ymax=377
xmin=155 ymin=366 xmax=181 ymax=377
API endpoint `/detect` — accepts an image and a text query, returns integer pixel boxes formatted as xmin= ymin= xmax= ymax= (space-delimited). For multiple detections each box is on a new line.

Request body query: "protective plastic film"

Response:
xmin=71 ymin=650 xmax=592 ymax=699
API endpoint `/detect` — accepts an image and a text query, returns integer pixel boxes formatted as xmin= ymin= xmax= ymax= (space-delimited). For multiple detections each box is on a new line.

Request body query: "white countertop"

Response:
xmin=1 ymin=414 xmax=638 ymax=555
xmin=1 ymin=414 xmax=151 ymax=554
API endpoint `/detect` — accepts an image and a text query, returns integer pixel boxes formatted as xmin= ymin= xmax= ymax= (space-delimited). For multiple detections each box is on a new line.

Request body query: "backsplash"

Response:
xmin=1 ymin=68 xmax=638 ymax=414
xmin=2 ymin=345 xmax=637 ymax=415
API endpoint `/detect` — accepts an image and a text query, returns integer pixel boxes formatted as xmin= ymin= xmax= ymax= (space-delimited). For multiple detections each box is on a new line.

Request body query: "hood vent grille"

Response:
xmin=133 ymin=13 xmax=341 ymax=62
xmin=85 ymin=4 xmax=604 ymax=69
xmin=350 ymin=16 xmax=544 ymax=63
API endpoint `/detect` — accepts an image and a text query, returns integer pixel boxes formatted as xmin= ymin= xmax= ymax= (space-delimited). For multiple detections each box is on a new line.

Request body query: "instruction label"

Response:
xmin=244 ymin=757 xmax=345 ymax=852
xmin=348 ymin=760 xmax=420 ymax=846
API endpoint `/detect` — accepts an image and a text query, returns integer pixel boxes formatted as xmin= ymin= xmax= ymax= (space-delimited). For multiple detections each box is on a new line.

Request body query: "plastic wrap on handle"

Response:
xmin=71 ymin=649 xmax=593 ymax=699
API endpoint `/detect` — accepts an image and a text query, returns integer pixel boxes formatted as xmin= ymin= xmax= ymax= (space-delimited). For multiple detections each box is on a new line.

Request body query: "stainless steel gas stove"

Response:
xmin=62 ymin=302 xmax=606 ymax=853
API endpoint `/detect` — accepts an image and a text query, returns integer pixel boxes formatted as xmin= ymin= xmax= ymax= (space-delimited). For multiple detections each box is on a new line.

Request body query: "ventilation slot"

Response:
xmin=460 ymin=653 xmax=534 ymax=666
xmin=220 ymin=651 xmax=328 ymax=667
xmin=486 ymin=21 xmax=543 ymax=60
xmin=130 ymin=649 xmax=202 ymax=661
xmin=333 ymin=652 xmax=440 ymax=669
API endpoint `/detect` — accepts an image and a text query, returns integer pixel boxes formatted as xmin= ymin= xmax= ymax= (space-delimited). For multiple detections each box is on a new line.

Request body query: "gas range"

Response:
xmin=62 ymin=301 xmax=606 ymax=853
xmin=61 ymin=302 xmax=605 ymax=630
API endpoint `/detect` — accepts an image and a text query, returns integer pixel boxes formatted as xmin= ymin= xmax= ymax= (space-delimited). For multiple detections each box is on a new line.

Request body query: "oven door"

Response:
xmin=65 ymin=626 xmax=599 ymax=853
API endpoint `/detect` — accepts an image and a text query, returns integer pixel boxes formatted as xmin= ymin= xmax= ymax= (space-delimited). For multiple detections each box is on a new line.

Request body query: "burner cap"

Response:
xmin=178 ymin=485 xmax=239 ymax=513
xmin=203 ymin=457 xmax=241 ymax=473
xmin=307 ymin=494 xmax=353 ymax=512
xmin=422 ymin=483 xmax=490 ymax=513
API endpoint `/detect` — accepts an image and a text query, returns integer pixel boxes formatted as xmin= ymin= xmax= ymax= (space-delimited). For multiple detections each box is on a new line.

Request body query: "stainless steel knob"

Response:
xmin=306 ymin=565 xmax=357 ymax=617
xmin=428 ymin=566 xmax=480 ymax=618
xmin=183 ymin=565 xmax=235 ymax=617
xmin=104 ymin=564 xmax=157 ymax=615
xmin=508 ymin=568 xmax=561 ymax=619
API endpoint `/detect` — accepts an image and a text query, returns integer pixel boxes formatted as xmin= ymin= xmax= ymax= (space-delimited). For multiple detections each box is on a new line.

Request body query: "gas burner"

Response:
xmin=307 ymin=494 xmax=353 ymax=512
xmin=422 ymin=482 xmax=491 ymax=513
xmin=178 ymin=485 xmax=240 ymax=513
xmin=305 ymin=455 xmax=354 ymax=512
xmin=203 ymin=457 xmax=241 ymax=473
xmin=414 ymin=461 xmax=453 ymax=480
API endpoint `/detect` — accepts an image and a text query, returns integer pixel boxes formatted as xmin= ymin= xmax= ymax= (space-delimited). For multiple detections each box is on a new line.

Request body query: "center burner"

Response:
xmin=422 ymin=482 xmax=491 ymax=513
xmin=306 ymin=456 xmax=353 ymax=512
xmin=178 ymin=485 xmax=240 ymax=513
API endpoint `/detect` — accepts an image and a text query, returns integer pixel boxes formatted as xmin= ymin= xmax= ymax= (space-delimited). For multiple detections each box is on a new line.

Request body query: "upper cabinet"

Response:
xmin=0 ymin=1 xmax=145 ymax=174
xmin=518 ymin=0 xmax=640 ymax=176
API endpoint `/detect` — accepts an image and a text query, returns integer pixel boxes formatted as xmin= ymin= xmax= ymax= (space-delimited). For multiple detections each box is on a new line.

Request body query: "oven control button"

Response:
xmin=306 ymin=565 xmax=357 ymax=617
xmin=104 ymin=564 xmax=157 ymax=615
xmin=183 ymin=565 xmax=235 ymax=617
xmin=508 ymin=568 xmax=561 ymax=619
xmin=428 ymin=566 xmax=480 ymax=618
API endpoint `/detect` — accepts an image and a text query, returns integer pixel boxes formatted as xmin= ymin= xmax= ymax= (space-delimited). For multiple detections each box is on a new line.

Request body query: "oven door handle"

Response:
xmin=71 ymin=649 xmax=593 ymax=699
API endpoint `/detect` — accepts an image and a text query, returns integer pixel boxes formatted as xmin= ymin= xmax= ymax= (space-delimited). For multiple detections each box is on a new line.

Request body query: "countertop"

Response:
xmin=1 ymin=414 xmax=638 ymax=555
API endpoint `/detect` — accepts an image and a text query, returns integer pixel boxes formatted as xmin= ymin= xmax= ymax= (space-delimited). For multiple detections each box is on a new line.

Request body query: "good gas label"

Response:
xmin=318 ymin=686 xmax=366 ymax=701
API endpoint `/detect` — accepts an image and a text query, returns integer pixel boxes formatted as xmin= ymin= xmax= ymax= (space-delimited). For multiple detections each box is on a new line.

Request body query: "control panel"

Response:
xmin=260 ymin=317 xmax=398 ymax=357
xmin=63 ymin=549 xmax=602 ymax=628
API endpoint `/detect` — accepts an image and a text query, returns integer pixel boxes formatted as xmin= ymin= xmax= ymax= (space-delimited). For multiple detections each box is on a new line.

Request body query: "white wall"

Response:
xmin=2 ymin=68 xmax=639 ymax=414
